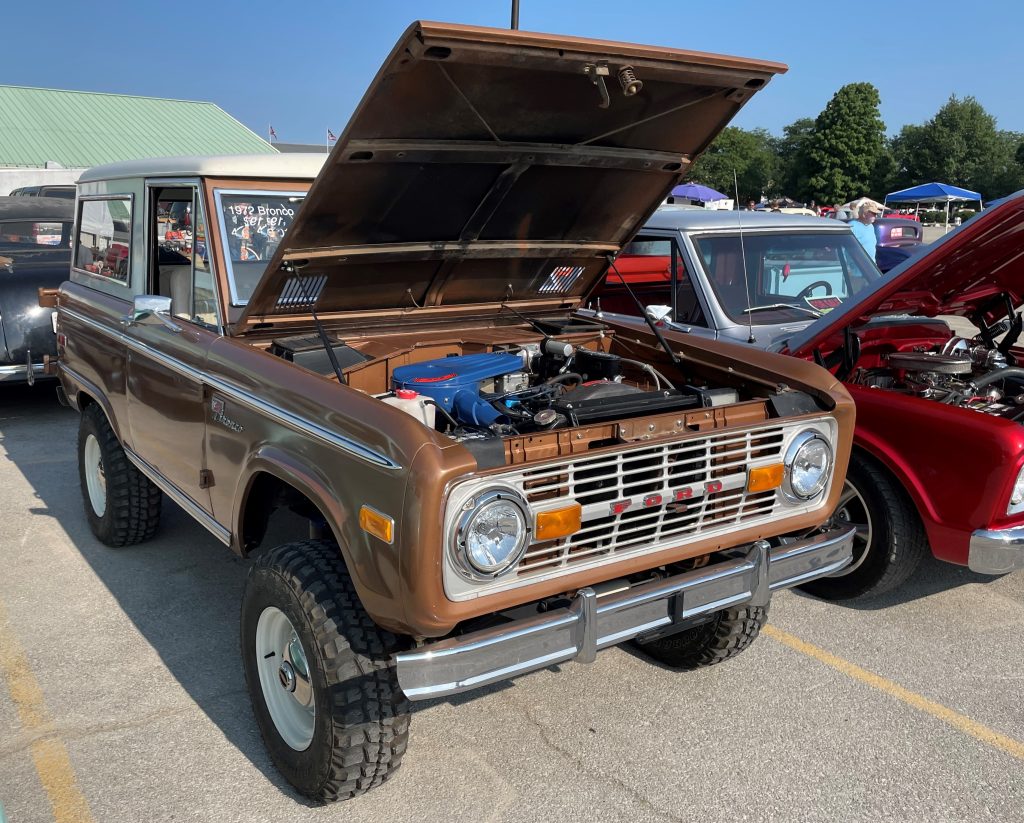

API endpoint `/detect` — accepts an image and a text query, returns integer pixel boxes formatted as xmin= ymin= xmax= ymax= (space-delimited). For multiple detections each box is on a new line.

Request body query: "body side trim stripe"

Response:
xmin=59 ymin=307 xmax=400 ymax=469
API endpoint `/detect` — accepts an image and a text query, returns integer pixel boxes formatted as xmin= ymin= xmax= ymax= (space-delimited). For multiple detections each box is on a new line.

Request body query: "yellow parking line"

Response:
xmin=763 ymin=624 xmax=1024 ymax=762
xmin=0 ymin=600 xmax=94 ymax=823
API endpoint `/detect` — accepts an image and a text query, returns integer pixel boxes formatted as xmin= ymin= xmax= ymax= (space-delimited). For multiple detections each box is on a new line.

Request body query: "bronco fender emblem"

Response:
xmin=211 ymin=395 xmax=244 ymax=432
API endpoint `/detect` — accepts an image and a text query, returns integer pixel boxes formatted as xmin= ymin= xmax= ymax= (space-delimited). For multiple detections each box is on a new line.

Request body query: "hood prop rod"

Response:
xmin=607 ymin=254 xmax=683 ymax=368
xmin=289 ymin=263 xmax=346 ymax=384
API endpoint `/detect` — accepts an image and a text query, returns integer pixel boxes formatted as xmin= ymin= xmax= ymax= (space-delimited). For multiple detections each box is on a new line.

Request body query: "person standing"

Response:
xmin=848 ymin=204 xmax=879 ymax=260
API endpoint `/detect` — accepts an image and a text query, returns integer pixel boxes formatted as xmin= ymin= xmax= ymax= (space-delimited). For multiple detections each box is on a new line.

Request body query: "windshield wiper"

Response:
xmin=742 ymin=303 xmax=822 ymax=318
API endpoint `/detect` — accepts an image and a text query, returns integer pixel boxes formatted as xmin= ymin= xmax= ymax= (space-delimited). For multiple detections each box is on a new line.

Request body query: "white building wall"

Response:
xmin=0 ymin=167 xmax=83 ymax=195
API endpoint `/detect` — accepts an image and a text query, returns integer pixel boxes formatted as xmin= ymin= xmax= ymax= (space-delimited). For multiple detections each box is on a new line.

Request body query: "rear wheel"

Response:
xmin=799 ymin=452 xmax=927 ymax=600
xmin=633 ymin=605 xmax=769 ymax=669
xmin=77 ymin=403 xmax=162 ymax=547
xmin=241 ymin=540 xmax=410 ymax=802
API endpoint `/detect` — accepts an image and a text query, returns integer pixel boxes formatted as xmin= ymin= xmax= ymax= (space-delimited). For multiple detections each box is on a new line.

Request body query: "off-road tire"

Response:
xmin=634 ymin=605 xmax=769 ymax=669
xmin=800 ymin=452 xmax=928 ymax=600
xmin=241 ymin=540 xmax=411 ymax=802
xmin=77 ymin=403 xmax=162 ymax=547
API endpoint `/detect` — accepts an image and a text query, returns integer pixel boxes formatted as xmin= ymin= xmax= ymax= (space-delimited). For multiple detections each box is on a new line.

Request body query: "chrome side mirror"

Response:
xmin=125 ymin=295 xmax=181 ymax=333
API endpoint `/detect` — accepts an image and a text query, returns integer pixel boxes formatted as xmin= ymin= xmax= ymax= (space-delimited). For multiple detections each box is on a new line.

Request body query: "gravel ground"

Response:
xmin=0 ymin=384 xmax=1022 ymax=823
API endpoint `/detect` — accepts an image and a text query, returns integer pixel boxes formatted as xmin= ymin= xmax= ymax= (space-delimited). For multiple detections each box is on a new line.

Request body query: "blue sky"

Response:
xmin=5 ymin=0 xmax=1022 ymax=145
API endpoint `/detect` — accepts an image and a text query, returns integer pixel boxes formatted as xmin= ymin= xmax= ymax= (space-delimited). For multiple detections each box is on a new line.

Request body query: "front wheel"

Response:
xmin=633 ymin=605 xmax=769 ymax=669
xmin=241 ymin=540 xmax=410 ymax=802
xmin=799 ymin=453 xmax=928 ymax=600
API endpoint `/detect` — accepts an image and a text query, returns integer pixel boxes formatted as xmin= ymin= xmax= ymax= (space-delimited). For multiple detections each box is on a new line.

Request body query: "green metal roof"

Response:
xmin=0 ymin=86 xmax=276 ymax=169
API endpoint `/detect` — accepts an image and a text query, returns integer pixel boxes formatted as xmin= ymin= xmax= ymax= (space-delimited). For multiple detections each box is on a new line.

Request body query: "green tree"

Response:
xmin=892 ymin=96 xmax=1001 ymax=195
xmin=776 ymin=117 xmax=816 ymax=201
xmin=803 ymin=83 xmax=886 ymax=204
xmin=686 ymin=127 xmax=778 ymax=204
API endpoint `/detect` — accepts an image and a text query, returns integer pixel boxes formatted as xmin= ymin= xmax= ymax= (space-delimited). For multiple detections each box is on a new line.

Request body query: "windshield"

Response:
xmin=215 ymin=190 xmax=306 ymax=304
xmin=690 ymin=231 xmax=881 ymax=323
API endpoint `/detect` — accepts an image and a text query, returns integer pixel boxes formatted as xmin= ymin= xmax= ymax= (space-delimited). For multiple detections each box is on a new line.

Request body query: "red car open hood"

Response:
xmin=786 ymin=192 xmax=1024 ymax=358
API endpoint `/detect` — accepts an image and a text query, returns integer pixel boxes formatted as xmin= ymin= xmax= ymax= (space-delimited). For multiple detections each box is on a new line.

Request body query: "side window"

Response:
xmin=604 ymin=235 xmax=705 ymax=326
xmin=74 ymin=197 xmax=132 ymax=282
xmin=152 ymin=188 xmax=218 ymax=329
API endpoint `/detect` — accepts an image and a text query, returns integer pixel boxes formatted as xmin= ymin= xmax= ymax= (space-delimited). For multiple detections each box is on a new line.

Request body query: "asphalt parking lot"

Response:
xmin=1 ymin=384 xmax=1022 ymax=823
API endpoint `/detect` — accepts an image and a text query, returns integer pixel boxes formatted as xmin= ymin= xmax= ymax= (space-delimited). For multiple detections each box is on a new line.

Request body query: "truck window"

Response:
xmin=215 ymin=191 xmax=305 ymax=305
xmin=74 ymin=197 xmax=132 ymax=282
xmin=602 ymin=235 xmax=705 ymax=326
xmin=151 ymin=187 xmax=218 ymax=329
xmin=691 ymin=231 xmax=879 ymax=322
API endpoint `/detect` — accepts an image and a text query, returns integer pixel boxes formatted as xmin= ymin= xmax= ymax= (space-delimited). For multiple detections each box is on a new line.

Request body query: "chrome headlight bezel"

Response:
xmin=783 ymin=430 xmax=833 ymax=501
xmin=449 ymin=487 xmax=531 ymax=581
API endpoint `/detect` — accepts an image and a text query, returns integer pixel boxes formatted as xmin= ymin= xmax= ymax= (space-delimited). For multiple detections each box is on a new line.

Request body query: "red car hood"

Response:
xmin=786 ymin=191 xmax=1024 ymax=358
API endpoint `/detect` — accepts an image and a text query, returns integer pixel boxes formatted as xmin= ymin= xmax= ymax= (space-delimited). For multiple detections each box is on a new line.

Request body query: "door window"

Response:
xmin=603 ymin=235 xmax=705 ymax=325
xmin=152 ymin=188 xmax=219 ymax=329
xmin=74 ymin=197 xmax=132 ymax=282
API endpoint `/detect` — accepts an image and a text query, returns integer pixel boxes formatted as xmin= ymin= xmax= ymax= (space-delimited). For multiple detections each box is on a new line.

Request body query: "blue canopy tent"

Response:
xmin=884 ymin=182 xmax=983 ymax=232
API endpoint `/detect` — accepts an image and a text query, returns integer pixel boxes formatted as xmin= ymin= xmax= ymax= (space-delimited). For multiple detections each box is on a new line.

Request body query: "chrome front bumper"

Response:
xmin=969 ymin=527 xmax=1024 ymax=574
xmin=395 ymin=525 xmax=855 ymax=700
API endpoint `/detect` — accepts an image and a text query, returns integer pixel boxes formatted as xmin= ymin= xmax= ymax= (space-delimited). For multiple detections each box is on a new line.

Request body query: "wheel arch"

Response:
xmin=234 ymin=454 xmax=346 ymax=559
xmin=847 ymin=438 xmax=937 ymax=547
xmin=65 ymin=377 xmax=124 ymax=443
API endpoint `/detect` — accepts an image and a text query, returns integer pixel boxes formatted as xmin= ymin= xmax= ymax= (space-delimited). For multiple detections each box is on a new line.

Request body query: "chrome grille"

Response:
xmin=511 ymin=426 xmax=786 ymax=576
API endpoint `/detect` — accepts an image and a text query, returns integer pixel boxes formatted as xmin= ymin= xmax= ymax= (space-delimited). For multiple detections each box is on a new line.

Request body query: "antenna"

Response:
xmin=734 ymin=170 xmax=755 ymax=344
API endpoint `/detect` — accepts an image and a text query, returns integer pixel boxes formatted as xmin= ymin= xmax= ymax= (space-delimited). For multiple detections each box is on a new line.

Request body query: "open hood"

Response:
xmin=786 ymin=191 xmax=1024 ymax=358
xmin=236 ymin=21 xmax=785 ymax=332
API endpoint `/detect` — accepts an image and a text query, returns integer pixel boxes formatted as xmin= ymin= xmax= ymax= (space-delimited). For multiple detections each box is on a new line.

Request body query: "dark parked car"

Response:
xmin=8 ymin=184 xmax=76 ymax=200
xmin=845 ymin=215 xmax=924 ymax=273
xmin=0 ymin=196 xmax=74 ymax=381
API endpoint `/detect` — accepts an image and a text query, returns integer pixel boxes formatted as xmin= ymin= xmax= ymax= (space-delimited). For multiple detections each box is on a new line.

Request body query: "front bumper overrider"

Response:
xmin=395 ymin=525 xmax=855 ymax=700
xmin=969 ymin=526 xmax=1024 ymax=575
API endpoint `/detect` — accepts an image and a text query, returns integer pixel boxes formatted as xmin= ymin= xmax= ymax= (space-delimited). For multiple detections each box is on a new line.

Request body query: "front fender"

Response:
xmin=848 ymin=384 xmax=1024 ymax=564
xmin=232 ymin=443 xmax=409 ymax=634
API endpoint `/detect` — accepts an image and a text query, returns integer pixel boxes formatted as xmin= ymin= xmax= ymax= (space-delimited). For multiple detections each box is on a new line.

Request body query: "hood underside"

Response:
xmin=787 ymin=192 xmax=1024 ymax=358
xmin=236 ymin=21 xmax=785 ymax=332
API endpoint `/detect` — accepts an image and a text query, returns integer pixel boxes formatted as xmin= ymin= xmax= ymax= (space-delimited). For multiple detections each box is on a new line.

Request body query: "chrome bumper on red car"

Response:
xmin=969 ymin=527 xmax=1024 ymax=575
xmin=395 ymin=525 xmax=855 ymax=701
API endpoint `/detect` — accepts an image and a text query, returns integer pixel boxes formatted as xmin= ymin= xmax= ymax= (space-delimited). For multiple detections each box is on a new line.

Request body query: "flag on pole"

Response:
xmin=269 ymin=125 xmax=277 ymax=142
xmin=327 ymin=129 xmax=337 ymax=143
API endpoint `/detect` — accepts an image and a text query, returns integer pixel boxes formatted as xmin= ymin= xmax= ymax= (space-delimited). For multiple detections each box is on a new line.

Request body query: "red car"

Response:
xmin=777 ymin=193 xmax=1024 ymax=598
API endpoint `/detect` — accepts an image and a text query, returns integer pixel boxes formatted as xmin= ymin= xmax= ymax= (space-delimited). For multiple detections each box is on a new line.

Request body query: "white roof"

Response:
xmin=645 ymin=207 xmax=849 ymax=232
xmin=77 ymin=153 xmax=327 ymax=183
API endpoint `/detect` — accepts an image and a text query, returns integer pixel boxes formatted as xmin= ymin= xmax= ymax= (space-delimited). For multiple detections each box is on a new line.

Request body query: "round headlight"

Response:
xmin=785 ymin=432 xmax=833 ymax=500
xmin=454 ymin=489 xmax=529 ymax=577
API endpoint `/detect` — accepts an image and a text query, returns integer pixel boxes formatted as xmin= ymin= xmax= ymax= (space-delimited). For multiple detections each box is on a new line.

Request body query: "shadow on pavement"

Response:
xmin=0 ymin=383 xmax=312 ymax=803
xmin=791 ymin=552 xmax=999 ymax=610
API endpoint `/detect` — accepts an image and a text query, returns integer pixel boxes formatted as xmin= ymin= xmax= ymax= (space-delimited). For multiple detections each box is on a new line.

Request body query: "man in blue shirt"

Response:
xmin=848 ymin=204 xmax=879 ymax=261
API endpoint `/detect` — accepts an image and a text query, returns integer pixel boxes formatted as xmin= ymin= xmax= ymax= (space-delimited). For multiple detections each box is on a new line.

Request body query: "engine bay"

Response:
xmin=264 ymin=318 xmax=821 ymax=467
xmin=843 ymin=308 xmax=1024 ymax=421
xmin=852 ymin=338 xmax=1024 ymax=421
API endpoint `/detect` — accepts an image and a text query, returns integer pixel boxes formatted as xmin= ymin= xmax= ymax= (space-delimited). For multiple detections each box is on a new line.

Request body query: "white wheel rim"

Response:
xmin=831 ymin=480 xmax=873 ymax=577
xmin=83 ymin=434 xmax=107 ymax=517
xmin=254 ymin=606 xmax=315 ymax=751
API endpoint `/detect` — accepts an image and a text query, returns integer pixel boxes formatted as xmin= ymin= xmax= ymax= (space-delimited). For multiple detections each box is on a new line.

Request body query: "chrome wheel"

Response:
xmin=83 ymin=434 xmax=107 ymax=517
xmin=830 ymin=480 xmax=872 ymax=576
xmin=254 ymin=606 xmax=315 ymax=751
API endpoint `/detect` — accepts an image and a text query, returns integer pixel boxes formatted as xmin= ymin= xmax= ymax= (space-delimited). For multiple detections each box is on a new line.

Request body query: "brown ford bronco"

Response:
xmin=51 ymin=22 xmax=855 ymax=802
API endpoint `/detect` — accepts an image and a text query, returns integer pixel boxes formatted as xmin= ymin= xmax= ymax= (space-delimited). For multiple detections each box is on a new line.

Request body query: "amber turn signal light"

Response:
xmin=534 ymin=503 xmax=583 ymax=541
xmin=747 ymin=464 xmax=784 ymax=493
xmin=359 ymin=505 xmax=394 ymax=544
